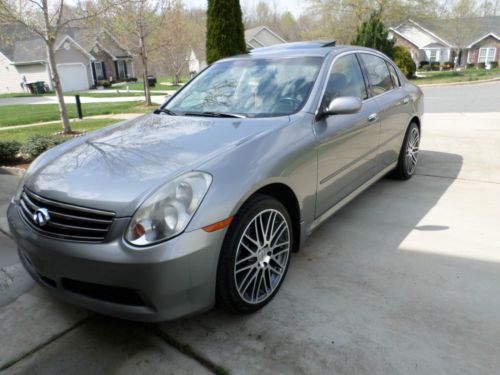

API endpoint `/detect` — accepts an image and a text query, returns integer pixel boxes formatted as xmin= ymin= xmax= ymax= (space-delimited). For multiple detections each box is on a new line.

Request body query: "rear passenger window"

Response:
xmin=321 ymin=54 xmax=368 ymax=109
xmin=386 ymin=62 xmax=400 ymax=87
xmin=360 ymin=54 xmax=393 ymax=95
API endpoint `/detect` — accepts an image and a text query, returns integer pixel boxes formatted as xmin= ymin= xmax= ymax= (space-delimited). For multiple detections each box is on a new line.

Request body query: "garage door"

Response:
xmin=58 ymin=64 xmax=89 ymax=92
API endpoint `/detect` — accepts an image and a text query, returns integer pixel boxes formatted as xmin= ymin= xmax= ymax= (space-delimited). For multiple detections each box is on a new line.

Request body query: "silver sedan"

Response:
xmin=7 ymin=42 xmax=423 ymax=321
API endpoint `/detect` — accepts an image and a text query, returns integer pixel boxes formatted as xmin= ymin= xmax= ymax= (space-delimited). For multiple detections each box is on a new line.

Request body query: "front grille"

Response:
xmin=18 ymin=189 xmax=115 ymax=242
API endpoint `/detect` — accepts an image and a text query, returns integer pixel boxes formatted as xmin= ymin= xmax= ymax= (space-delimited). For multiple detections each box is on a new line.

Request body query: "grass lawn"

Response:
xmin=0 ymin=119 xmax=119 ymax=143
xmin=411 ymin=68 xmax=500 ymax=85
xmin=0 ymin=101 xmax=156 ymax=127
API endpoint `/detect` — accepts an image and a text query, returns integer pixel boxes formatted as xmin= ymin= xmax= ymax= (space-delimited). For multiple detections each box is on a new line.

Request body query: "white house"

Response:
xmin=0 ymin=27 xmax=135 ymax=94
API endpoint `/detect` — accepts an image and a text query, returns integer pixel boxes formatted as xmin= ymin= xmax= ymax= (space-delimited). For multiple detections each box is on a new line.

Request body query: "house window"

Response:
xmin=478 ymin=47 xmax=496 ymax=63
xmin=95 ymin=61 xmax=105 ymax=80
xmin=117 ymin=60 xmax=126 ymax=80
xmin=428 ymin=49 xmax=440 ymax=62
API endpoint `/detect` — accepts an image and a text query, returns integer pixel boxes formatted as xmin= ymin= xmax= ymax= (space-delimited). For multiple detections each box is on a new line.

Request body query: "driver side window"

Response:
xmin=321 ymin=54 xmax=368 ymax=109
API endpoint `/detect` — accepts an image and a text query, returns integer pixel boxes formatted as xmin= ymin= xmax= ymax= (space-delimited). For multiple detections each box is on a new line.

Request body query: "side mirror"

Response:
xmin=323 ymin=96 xmax=362 ymax=116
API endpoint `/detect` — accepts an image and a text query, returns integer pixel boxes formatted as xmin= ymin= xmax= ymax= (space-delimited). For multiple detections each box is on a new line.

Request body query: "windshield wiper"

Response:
xmin=184 ymin=111 xmax=246 ymax=118
xmin=154 ymin=108 xmax=178 ymax=116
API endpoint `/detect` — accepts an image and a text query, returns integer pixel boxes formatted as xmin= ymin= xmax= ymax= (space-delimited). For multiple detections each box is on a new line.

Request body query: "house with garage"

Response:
xmin=188 ymin=26 xmax=286 ymax=75
xmin=389 ymin=16 xmax=500 ymax=67
xmin=0 ymin=27 xmax=135 ymax=94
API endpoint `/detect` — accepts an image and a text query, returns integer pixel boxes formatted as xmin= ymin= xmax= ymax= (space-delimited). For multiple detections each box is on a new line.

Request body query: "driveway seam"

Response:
xmin=414 ymin=172 xmax=500 ymax=185
xmin=0 ymin=314 xmax=96 ymax=372
xmin=149 ymin=325 xmax=230 ymax=375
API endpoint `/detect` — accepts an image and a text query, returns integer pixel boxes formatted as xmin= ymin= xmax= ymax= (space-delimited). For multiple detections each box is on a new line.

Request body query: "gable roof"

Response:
xmin=390 ymin=19 xmax=452 ymax=48
xmin=0 ymin=25 xmax=132 ymax=64
xmin=392 ymin=16 xmax=500 ymax=49
xmin=245 ymin=26 xmax=287 ymax=49
xmin=466 ymin=32 xmax=500 ymax=48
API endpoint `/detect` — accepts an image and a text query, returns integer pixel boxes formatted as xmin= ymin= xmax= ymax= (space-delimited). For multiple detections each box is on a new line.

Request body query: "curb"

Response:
xmin=416 ymin=77 xmax=500 ymax=88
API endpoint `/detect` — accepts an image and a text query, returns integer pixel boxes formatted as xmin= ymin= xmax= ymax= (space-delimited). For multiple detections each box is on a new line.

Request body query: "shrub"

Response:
xmin=489 ymin=61 xmax=498 ymax=69
xmin=126 ymin=77 xmax=138 ymax=82
xmin=21 ymin=135 xmax=64 ymax=160
xmin=442 ymin=61 xmax=455 ymax=70
xmin=96 ymin=79 xmax=111 ymax=88
xmin=419 ymin=60 xmax=429 ymax=69
xmin=0 ymin=140 xmax=21 ymax=162
xmin=466 ymin=63 xmax=475 ymax=69
xmin=430 ymin=61 xmax=440 ymax=71
xmin=478 ymin=62 xmax=486 ymax=69
xmin=392 ymin=46 xmax=416 ymax=78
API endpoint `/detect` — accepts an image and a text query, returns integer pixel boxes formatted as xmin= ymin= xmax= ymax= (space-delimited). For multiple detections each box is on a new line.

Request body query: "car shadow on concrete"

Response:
xmin=20 ymin=150 xmax=500 ymax=374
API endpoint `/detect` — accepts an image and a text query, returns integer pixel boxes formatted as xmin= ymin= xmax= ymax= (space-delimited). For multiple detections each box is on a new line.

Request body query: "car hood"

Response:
xmin=27 ymin=113 xmax=290 ymax=216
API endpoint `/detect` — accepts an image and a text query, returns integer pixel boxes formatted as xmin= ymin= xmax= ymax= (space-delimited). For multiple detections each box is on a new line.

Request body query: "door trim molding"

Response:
xmin=309 ymin=162 xmax=397 ymax=234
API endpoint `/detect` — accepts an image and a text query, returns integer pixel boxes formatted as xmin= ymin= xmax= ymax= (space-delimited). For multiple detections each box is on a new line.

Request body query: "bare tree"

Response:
xmin=0 ymin=0 xmax=111 ymax=133
xmin=104 ymin=0 xmax=169 ymax=106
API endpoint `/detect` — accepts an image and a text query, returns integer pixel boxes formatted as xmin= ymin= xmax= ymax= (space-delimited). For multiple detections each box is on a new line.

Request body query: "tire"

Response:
xmin=393 ymin=122 xmax=420 ymax=180
xmin=216 ymin=194 xmax=293 ymax=313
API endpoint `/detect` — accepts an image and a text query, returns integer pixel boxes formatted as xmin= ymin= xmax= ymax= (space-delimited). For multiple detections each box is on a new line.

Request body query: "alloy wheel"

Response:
xmin=234 ymin=209 xmax=291 ymax=304
xmin=405 ymin=127 xmax=420 ymax=175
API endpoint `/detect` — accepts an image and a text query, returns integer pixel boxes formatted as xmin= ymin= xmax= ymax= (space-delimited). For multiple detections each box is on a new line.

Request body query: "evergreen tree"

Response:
xmin=206 ymin=0 xmax=247 ymax=64
xmin=352 ymin=11 xmax=395 ymax=58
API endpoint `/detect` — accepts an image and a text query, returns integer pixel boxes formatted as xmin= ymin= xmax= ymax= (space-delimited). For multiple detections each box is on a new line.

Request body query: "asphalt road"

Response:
xmin=422 ymin=81 xmax=500 ymax=113
xmin=1 ymin=82 xmax=500 ymax=374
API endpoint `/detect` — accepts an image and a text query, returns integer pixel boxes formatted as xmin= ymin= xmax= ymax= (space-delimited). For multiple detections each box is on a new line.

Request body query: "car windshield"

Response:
xmin=164 ymin=56 xmax=324 ymax=118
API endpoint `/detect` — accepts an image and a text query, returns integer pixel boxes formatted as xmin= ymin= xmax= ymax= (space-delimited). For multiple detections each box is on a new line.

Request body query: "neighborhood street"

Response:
xmin=1 ymin=82 xmax=500 ymax=374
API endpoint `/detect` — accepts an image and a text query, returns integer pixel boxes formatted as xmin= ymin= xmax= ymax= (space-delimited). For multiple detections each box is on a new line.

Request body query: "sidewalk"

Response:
xmin=0 ymin=113 xmax=145 ymax=132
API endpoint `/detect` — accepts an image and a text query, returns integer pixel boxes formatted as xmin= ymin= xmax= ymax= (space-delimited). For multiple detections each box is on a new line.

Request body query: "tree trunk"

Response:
xmin=46 ymin=41 xmax=72 ymax=133
xmin=140 ymin=37 xmax=152 ymax=106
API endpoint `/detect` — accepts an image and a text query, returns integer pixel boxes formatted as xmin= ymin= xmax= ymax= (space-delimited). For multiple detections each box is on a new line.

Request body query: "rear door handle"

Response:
xmin=367 ymin=113 xmax=378 ymax=122
xmin=401 ymin=96 xmax=410 ymax=105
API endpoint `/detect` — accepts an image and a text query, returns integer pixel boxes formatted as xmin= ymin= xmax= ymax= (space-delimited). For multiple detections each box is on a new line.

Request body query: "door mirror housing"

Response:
xmin=323 ymin=96 xmax=362 ymax=116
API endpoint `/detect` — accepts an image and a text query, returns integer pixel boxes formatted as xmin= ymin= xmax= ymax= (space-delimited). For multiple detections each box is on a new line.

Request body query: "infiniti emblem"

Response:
xmin=33 ymin=208 xmax=50 ymax=227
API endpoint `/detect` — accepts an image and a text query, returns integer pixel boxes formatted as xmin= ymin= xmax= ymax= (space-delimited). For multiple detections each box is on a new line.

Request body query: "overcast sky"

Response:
xmin=184 ymin=0 xmax=308 ymax=18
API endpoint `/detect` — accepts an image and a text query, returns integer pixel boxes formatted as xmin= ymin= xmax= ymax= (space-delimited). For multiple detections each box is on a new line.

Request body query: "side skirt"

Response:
xmin=308 ymin=162 xmax=397 ymax=234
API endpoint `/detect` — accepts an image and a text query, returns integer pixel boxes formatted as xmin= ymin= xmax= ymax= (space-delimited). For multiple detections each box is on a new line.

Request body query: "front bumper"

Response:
xmin=7 ymin=202 xmax=226 ymax=322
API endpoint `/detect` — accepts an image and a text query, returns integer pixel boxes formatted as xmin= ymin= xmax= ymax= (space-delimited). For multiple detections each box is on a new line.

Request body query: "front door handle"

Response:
xmin=367 ymin=113 xmax=378 ymax=122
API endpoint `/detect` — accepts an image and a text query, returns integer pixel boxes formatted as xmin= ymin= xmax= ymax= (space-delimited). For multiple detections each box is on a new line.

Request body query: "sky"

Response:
xmin=184 ymin=0 xmax=309 ymax=18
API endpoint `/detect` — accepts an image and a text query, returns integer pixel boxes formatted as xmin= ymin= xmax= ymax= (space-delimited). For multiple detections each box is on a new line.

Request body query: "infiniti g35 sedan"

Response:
xmin=7 ymin=42 xmax=423 ymax=322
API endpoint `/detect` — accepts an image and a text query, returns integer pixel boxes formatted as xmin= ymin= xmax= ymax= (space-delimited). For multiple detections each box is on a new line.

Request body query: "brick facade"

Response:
xmin=468 ymin=35 xmax=500 ymax=65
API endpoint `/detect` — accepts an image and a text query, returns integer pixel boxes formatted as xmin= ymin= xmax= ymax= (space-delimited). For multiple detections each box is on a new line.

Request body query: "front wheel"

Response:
xmin=393 ymin=122 xmax=420 ymax=180
xmin=216 ymin=195 xmax=293 ymax=313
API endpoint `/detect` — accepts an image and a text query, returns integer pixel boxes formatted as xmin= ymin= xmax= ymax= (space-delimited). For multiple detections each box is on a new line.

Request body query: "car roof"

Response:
xmin=220 ymin=42 xmax=386 ymax=61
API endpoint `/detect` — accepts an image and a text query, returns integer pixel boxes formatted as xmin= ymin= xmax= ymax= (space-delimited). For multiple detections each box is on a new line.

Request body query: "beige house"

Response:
xmin=0 ymin=27 xmax=135 ymax=94
xmin=389 ymin=17 xmax=500 ymax=67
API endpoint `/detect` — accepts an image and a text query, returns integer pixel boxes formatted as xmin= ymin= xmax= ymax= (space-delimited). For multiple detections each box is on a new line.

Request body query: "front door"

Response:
xmin=359 ymin=53 xmax=411 ymax=170
xmin=314 ymin=53 xmax=381 ymax=217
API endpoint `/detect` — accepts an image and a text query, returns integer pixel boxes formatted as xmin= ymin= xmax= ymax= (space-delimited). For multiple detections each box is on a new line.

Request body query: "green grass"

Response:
xmin=411 ymin=68 xmax=500 ymax=85
xmin=0 ymin=118 xmax=119 ymax=143
xmin=0 ymin=101 xmax=155 ymax=127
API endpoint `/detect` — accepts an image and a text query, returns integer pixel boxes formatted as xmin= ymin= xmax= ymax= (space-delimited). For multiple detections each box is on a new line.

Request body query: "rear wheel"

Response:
xmin=216 ymin=195 xmax=293 ymax=313
xmin=393 ymin=122 xmax=420 ymax=180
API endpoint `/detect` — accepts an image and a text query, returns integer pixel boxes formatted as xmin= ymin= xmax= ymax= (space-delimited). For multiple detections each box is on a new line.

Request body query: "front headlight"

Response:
xmin=13 ymin=153 xmax=46 ymax=202
xmin=125 ymin=171 xmax=212 ymax=246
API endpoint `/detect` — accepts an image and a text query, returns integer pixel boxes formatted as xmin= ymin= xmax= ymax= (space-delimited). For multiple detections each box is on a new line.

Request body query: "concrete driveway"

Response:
xmin=1 ymin=82 xmax=500 ymax=374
